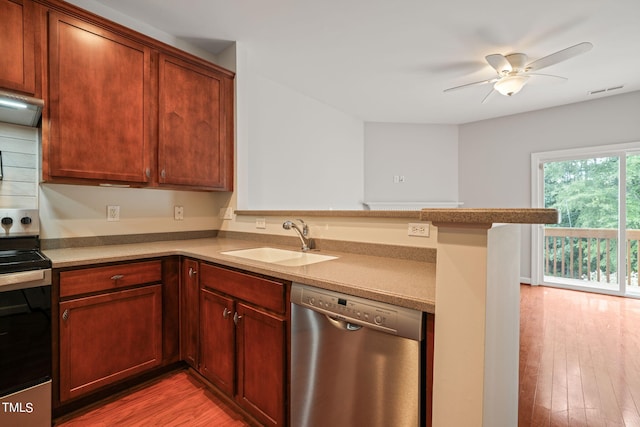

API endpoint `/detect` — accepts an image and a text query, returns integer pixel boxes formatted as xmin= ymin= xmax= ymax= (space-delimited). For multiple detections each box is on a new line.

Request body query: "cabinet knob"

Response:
xmin=62 ymin=309 xmax=70 ymax=321
xmin=111 ymin=274 xmax=124 ymax=281
xmin=223 ymin=307 xmax=231 ymax=319
xmin=160 ymin=169 xmax=166 ymax=179
xmin=188 ymin=267 xmax=197 ymax=278
xmin=233 ymin=312 xmax=242 ymax=325
xmin=145 ymin=168 xmax=151 ymax=178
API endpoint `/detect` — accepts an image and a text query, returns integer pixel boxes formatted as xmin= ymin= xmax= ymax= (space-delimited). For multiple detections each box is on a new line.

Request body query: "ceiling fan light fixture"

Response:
xmin=494 ymin=75 xmax=529 ymax=96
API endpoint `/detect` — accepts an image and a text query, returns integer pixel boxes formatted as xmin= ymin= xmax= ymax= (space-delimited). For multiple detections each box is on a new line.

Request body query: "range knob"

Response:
xmin=1 ymin=217 xmax=13 ymax=226
xmin=21 ymin=217 xmax=32 ymax=225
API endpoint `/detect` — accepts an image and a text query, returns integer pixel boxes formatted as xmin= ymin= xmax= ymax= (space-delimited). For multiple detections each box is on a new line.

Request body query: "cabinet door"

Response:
xmin=0 ymin=0 xmax=35 ymax=94
xmin=236 ymin=303 xmax=286 ymax=427
xmin=59 ymin=285 xmax=162 ymax=402
xmin=158 ymin=54 xmax=233 ymax=190
xmin=199 ymin=288 xmax=235 ymax=395
xmin=180 ymin=259 xmax=199 ymax=368
xmin=47 ymin=11 xmax=151 ymax=183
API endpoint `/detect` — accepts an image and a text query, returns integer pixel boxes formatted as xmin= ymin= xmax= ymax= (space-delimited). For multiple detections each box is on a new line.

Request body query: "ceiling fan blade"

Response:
xmin=444 ymin=77 xmax=498 ymax=93
xmin=485 ymin=54 xmax=512 ymax=74
xmin=525 ymin=42 xmax=593 ymax=71
xmin=527 ymin=72 xmax=568 ymax=81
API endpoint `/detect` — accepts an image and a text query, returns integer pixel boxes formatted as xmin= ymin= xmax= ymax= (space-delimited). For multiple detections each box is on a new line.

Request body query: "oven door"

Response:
xmin=0 ymin=269 xmax=52 ymax=426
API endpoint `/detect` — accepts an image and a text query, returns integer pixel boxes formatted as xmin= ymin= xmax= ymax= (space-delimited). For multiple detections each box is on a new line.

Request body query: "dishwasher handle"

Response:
xmin=326 ymin=315 xmax=362 ymax=331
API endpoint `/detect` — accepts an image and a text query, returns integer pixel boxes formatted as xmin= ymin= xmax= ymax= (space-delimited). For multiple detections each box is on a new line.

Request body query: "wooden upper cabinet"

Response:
xmin=0 ymin=0 xmax=36 ymax=94
xmin=158 ymin=54 xmax=234 ymax=190
xmin=46 ymin=11 xmax=151 ymax=183
xmin=41 ymin=4 xmax=234 ymax=189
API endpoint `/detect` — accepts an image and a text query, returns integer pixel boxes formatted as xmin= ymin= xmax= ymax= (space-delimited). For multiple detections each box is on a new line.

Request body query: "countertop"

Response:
xmin=420 ymin=208 xmax=559 ymax=225
xmin=43 ymin=237 xmax=436 ymax=313
xmin=234 ymin=207 xmax=560 ymax=224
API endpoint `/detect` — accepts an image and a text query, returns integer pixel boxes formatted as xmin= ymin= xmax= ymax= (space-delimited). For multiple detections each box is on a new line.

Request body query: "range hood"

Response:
xmin=0 ymin=89 xmax=43 ymax=127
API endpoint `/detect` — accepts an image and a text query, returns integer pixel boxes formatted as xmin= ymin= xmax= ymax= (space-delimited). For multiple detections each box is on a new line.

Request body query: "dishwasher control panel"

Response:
xmin=291 ymin=282 xmax=424 ymax=339
xmin=304 ymin=287 xmax=397 ymax=329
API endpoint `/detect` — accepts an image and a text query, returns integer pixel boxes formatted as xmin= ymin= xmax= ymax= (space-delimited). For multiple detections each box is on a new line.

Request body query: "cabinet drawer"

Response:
xmin=60 ymin=261 xmax=162 ymax=298
xmin=200 ymin=264 xmax=285 ymax=314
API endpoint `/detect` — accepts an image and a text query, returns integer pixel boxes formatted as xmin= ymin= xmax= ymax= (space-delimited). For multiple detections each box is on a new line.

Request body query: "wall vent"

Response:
xmin=588 ymin=85 xmax=624 ymax=95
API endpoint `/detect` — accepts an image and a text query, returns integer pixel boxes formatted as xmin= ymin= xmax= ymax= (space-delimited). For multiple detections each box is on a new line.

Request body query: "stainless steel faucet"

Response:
xmin=283 ymin=219 xmax=313 ymax=251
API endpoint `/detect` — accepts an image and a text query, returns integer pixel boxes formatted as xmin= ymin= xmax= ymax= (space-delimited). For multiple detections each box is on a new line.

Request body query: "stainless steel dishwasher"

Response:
xmin=291 ymin=282 xmax=425 ymax=427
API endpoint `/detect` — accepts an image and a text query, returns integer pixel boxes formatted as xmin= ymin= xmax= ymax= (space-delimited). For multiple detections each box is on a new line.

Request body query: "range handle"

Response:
xmin=0 ymin=269 xmax=51 ymax=292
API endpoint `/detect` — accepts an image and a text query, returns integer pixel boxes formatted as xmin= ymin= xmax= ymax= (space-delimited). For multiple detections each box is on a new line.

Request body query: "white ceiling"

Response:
xmin=88 ymin=0 xmax=640 ymax=124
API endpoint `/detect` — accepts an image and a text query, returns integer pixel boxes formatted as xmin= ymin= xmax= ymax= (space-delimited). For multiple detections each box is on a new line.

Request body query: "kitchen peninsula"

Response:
xmin=422 ymin=208 xmax=558 ymax=427
xmin=43 ymin=208 xmax=558 ymax=427
xmin=232 ymin=208 xmax=558 ymax=427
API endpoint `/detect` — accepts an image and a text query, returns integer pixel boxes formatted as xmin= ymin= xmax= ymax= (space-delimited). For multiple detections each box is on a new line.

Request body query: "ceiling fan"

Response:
xmin=444 ymin=42 xmax=593 ymax=103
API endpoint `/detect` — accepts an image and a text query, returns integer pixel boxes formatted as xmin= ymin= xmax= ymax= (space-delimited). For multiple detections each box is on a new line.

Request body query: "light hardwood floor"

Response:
xmin=55 ymin=284 xmax=640 ymax=427
xmin=519 ymin=284 xmax=640 ymax=427
xmin=54 ymin=371 xmax=252 ymax=427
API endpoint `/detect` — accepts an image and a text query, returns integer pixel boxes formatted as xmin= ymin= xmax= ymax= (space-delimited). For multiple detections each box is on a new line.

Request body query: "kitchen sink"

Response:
xmin=220 ymin=247 xmax=337 ymax=266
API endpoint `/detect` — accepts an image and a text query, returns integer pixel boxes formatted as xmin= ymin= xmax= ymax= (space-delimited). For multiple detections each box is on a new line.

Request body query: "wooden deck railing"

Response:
xmin=544 ymin=227 xmax=640 ymax=285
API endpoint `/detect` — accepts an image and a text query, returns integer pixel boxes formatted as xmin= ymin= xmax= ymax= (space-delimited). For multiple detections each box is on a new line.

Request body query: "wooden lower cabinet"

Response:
xmin=180 ymin=258 xmax=200 ymax=368
xmin=426 ymin=313 xmax=435 ymax=427
xmin=58 ymin=285 xmax=162 ymax=402
xmin=55 ymin=259 xmax=170 ymax=408
xmin=199 ymin=288 xmax=235 ymax=395
xmin=235 ymin=302 xmax=286 ymax=426
xmin=198 ymin=263 xmax=288 ymax=427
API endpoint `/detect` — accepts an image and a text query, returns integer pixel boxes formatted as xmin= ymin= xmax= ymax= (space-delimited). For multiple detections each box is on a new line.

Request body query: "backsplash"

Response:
xmin=0 ymin=123 xmax=39 ymax=209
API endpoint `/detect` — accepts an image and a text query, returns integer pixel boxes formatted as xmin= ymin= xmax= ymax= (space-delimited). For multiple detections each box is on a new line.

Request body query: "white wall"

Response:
xmin=242 ymin=69 xmax=364 ymax=210
xmin=364 ymin=122 xmax=458 ymax=205
xmin=38 ymin=184 xmax=223 ymax=240
xmin=459 ymin=90 xmax=640 ymax=281
xmin=220 ymin=212 xmax=438 ymax=248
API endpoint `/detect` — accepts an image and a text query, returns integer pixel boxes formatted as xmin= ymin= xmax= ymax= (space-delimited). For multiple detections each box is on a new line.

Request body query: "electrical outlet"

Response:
xmin=107 ymin=205 xmax=120 ymax=222
xmin=408 ymin=222 xmax=429 ymax=237
xmin=221 ymin=207 xmax=234 ymax=220
xmin=256 ymin=218 xmax=266 ymax=229
xmin=174 ymin=206 xmax=184 ymax=220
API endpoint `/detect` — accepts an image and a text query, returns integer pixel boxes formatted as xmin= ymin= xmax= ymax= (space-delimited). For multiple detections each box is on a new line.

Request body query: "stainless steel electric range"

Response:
xmin=0 ymin=209 xmax=52 ymax=427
